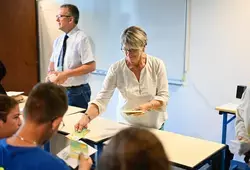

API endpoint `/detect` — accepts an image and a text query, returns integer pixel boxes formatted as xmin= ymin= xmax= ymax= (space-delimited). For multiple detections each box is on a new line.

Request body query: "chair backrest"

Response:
xmin=236 ymin=85 xmax=247 ymax=99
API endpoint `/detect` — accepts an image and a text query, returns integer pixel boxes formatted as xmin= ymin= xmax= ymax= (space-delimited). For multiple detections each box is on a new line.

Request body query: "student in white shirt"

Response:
xmin=75 ymin=26 xmax=169 ymax=130
xmin=47 ymin=4 xmax=96 ymax=109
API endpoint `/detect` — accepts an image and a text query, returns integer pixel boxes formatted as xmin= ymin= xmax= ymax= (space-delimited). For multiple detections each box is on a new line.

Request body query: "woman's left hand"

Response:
xmin=135 ymin=103 xmax=151 ymax=113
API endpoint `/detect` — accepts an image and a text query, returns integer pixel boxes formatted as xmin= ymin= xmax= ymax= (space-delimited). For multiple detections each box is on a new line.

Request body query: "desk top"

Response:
xmin=215 ymin=103 xmax=238 ymax=114
xmin=60 ymin=113 xmax=129 ymax=143
xmin=149 ymin=129 xmax=225 ymax=168
xmin=18 ymin=96 xmax=85 ymax=116
xmin=102 ymin=123 xmax=225 ymax=169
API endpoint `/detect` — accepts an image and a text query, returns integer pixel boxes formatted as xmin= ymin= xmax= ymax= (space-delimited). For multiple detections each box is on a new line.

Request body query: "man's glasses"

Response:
xmin=56 ymin=14 xmax=72 ymax=19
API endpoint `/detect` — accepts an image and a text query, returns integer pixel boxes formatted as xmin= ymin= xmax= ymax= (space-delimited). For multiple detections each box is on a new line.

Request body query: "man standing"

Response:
xmin=48 ymin=4 xmax=96 ymax=109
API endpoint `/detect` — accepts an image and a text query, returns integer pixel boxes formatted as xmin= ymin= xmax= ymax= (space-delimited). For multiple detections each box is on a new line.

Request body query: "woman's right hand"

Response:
xmin=74 ymin=115 xmax=90 ymax=132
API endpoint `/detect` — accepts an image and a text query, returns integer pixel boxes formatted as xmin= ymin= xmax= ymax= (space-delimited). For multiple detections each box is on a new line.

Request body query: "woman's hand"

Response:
xmin=74 ymin=115 xmax=90 ymax=132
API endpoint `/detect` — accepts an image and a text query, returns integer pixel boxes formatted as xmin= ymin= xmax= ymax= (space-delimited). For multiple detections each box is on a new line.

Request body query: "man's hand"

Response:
xmin=54 ymin=71 xmax=68 ymax=84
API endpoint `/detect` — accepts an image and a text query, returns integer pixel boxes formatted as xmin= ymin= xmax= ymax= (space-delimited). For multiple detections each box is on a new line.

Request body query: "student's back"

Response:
xmin=0 ymin=139 xmax=69 ymax=170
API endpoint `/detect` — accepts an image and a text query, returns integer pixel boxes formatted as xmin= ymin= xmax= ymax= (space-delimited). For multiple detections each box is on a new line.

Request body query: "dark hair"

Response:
xmin=0 ymin=61 xmax=6 ymax=81
xmin=61 ymin=4 xmax=79 ymax=24
xmin=98 ymin=127 xmax=171 ymax=170
xmin=0 ymin=94 xmax=18 ymax=122
xmin=23 ymin=82 xmax=68 ymax=124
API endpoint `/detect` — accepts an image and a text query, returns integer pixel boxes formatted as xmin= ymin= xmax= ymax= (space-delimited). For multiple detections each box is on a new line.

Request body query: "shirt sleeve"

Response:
xmin=154 ymin=59 xmax=169 ymax=106
xmin=90 ymin=65 xmax=117 ymax=113
xmin=79 ymin=37 xmax=95 ymax=64
xmin=235 ymin=87 xmax=250 ymax=139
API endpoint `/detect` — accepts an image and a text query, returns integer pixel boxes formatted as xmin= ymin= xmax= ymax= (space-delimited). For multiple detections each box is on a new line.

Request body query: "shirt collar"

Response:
xmin=66 ymin=26 xmax=79 ymax=37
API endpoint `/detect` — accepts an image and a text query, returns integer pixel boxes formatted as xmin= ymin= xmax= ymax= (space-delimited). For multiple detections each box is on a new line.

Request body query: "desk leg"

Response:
xmin=97 ymin=143 xmax=103 ymax=159
xmin=44 ymin=142 xmax=50 ymax=152
xmin=221 ymin=112 xmax=227 ymax=144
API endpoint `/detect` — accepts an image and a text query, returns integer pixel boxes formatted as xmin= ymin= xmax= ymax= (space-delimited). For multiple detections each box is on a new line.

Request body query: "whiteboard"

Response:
xmin=37 ymin=0 xmax=187 ymax=83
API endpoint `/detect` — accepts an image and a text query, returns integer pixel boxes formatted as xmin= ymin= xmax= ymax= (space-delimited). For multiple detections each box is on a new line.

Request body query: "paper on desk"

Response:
xmin=57 ymin=143 xmax=96 ymax=168
xmin=66 ymin=129 xmax=90 ymax=140
xmin=229 ymin=140 xmax=250 ymax=155
xmin=65 ymin=107 xmax=85 ymax=116
xmin=6 ymin=91 xmax=24 ymax=97
xmin=123 ymin=110 xmax=145 ymax=116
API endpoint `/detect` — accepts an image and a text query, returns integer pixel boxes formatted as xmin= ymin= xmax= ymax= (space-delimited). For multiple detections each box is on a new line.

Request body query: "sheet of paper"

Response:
xmin=66 ymin=129 xmax=90 ymax=140
xmin=6 ymin=91 xmax=24 ymax=97
xmin=57 ymin=142 xmax=97 ymax=169
xmin=122 ymin=110 xmax=144 ymax=115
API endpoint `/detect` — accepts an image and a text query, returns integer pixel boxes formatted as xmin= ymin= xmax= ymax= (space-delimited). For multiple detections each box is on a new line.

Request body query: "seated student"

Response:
xmin=236 ymin=86 xmax=250 ymax=163
xmin=0 ymin=61 xmax=7 ymax=95
xmin=98 ymin=127 xmax=171 ymax=170
xmin=0 ymin=82 xmax=92 ymax=170
xmin=0 ymin=94 xmax=21 ymax=139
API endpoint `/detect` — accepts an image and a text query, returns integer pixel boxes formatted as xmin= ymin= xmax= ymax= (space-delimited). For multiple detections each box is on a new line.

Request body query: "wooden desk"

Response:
xmin=215 ymin=102 xmax=238 ymax=144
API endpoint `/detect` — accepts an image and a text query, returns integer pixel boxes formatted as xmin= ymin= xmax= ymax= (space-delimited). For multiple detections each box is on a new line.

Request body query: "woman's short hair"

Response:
xmin=0 ymin=95 xmax=18 ymax=122
xmin=98 ymin=127 xmax=171 ymax=170
xmin=121 ymin=26 xmax=147 ymax=50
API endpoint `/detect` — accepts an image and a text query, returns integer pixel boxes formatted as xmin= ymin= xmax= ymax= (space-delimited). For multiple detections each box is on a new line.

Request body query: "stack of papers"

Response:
xmin=123 ymin=110 xmax=144 ymax=116
xmin=6 ymin=91 xmax=24 ymax=97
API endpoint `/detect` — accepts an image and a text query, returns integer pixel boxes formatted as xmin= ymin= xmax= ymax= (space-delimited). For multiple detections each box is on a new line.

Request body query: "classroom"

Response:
xmin=1 ymin=0 xmax=250 ymax=169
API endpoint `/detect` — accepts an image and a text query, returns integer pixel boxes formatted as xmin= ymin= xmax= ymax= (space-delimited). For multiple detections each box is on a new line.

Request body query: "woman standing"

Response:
xmin=75 ymin=26 xmax=169 ymax=130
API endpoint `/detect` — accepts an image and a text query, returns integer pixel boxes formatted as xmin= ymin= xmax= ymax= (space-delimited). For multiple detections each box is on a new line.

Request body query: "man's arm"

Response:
xmin=48 ymin=62 xmax=55 ymax=73
xmin=64 ymin=61 xmax=96 ymax=77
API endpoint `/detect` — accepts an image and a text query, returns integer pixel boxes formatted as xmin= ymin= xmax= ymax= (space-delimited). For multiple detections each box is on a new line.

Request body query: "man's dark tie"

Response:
xmin=57 ymin=34 xmax=69 ymax=71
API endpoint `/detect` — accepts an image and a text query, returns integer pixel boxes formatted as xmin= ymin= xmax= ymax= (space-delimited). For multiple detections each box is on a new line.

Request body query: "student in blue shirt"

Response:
xmin=0 ymin=82 xmax=92 ymax=170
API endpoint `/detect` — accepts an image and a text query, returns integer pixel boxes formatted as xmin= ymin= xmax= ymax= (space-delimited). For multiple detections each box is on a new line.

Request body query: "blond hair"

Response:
xmin=121 ymin=26 xmax=147 ymax=50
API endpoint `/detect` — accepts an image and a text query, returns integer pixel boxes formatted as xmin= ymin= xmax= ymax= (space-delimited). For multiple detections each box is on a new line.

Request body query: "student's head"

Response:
xmin=0 ymin=61 xmax=6 ymax=82
xmin=56 ymin=4 xmax=79 ymax=33
xmin=23 ymin=82 xmax=68 ymax=143
xmin=121 ymin=26 xmax=147 ymax=66
xmin=0 ymin=95 xmax=21 ymax=138
xmin=98 ymin=127 xmax=171 ymax=170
